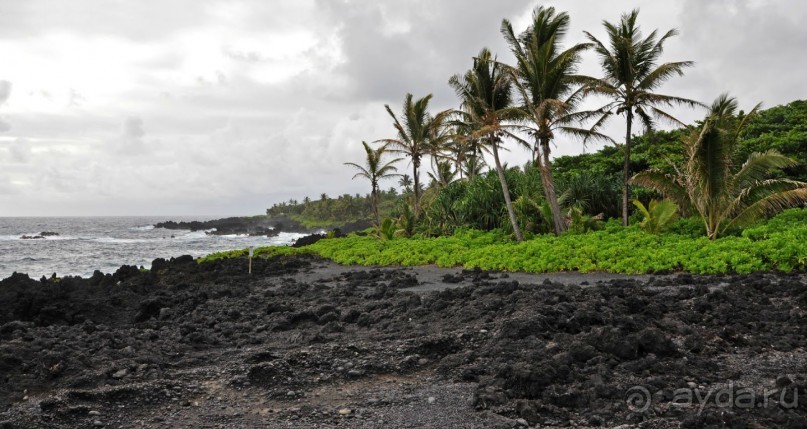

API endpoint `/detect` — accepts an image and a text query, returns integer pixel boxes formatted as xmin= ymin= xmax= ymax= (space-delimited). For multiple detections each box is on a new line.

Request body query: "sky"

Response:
xmin=1 ymin=0 xmax=805 ymax=216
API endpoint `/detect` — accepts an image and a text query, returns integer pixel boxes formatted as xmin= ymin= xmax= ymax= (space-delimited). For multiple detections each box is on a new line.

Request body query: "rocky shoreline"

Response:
xmin=153 ymin=216 xmax=373 ymax=237
xmin=1 ymin=255 xmax=806 ymax=428
xmin=153 ymin=216 xmax=306 ymax=237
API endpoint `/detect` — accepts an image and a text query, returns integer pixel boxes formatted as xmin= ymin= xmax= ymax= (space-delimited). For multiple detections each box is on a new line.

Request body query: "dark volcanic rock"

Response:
xmin=154 ymin=215 xmax=307 ymax=236
xmin=292 ymin=233 xmax=325 ymax=247
xmin=1 ymin=257 xmax=806 ymax=428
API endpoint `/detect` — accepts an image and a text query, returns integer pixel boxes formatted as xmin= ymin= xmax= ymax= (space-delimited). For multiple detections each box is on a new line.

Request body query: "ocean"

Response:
xmin=0 ymin=217 xmax=305 ymax=280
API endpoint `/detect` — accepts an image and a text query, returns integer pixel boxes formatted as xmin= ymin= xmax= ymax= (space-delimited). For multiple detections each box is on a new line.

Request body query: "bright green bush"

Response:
xmin=198 ymin=209 xmax=807 ymax=275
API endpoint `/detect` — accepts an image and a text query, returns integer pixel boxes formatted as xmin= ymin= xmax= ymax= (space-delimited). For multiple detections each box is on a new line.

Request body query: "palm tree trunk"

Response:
xmin=538 ymin=138 xmax=566 ymax=235
xmin=622 ymin=112 xmax=633 ymax=227
xmin=412 ymin=156 xmax=421 ymax=216
xmin=491 ymin=136 xmax=524 ymax=242
xmin=371 ymin=184 xmax=379 ymax=226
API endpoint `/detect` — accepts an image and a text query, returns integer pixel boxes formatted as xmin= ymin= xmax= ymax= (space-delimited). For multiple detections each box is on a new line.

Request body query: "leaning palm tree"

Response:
xmin=585 ymin=9 xmax=702 ymax=226
xmin=502 ymin=6 xmax=611 ymax=236
xmin=379 ymin=94 xmax=449 ymax=216
xmin=449 ymin=47 xmax=525 ymax=241
xmin=632 ymin=94 xmax=807 ymax=240
xmin=344 ymin=141 xmax=402 ymax=226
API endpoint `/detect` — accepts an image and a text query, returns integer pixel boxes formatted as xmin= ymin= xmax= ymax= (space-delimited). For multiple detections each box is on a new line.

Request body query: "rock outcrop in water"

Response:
xmin=154 ymin=215 xmax=374 ymax=237
xmin=19 ymin=232 xmax=59 ymax=240
xmin=154 ymin=216 xmax=303 ymax=236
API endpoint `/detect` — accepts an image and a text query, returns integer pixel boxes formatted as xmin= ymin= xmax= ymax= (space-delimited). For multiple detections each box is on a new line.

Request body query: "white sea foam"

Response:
xmin=1 ymin=233 xmax=77 ymax=241
xmin=94 ymin=237 xmax=152 ymax=244
xmin=169 ymin=229 xmax=216 ymax=240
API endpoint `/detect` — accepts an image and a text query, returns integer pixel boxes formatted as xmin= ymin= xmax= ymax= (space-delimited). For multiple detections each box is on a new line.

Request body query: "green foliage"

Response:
xmin=738 ymin=100 xmax=807 ymax=181
xmin=198 ymin=209 xmax=807 ymax=275
xmin=632 ymin=94 xmax=807 ymax=240
xmin=633 ymin=199 xmax=679 ymax=233
xmin=266 ymin=189 xmax=403 ymax=229
xmin=557 ymin=171 xmax=621 ymax=219
xmin=556 ymin=129 xmax=687 ymax=177
xmin=299 ymin=209 xmax=807 ymax=274
xmin=566 ymin=207 xmax=602 ymax=234
xmin=377 ymin=218 xmax=397 ymax=240
xmin=196 ymin=248 xmax=249 ymax=264
xmin=396 ymin=202 xmax=416 ymax=238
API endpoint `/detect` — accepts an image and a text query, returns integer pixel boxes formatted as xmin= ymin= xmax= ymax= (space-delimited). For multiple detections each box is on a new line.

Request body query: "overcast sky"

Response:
xmin=1 ymin=0 xmax=805 ymax=216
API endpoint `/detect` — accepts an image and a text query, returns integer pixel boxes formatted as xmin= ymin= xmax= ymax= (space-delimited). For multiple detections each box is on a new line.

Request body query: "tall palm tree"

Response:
xmin=632 ymin=94 xmax=807 ymax=240
xmin=449 ymin=47 xmax=525 ymax=241
xmin=585 ymin=9 xmax=702 ymax=226
xmin=344 ymin=141 xmax=401 ymax=226
xmin=379 ymin=94 xmax=449 ymax=216
xmin=502 ymin=6 xmax=610 ymax=236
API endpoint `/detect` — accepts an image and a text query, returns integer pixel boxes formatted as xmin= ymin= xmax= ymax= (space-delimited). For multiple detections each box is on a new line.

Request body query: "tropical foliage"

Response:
xmin=632 ymin=94 xmax=807 ymax=239
xmin=201 ymin=209 xmax=807 ymax=275
xmin=633 ymin=199 xmax=679 ymax=233
xmin=256 ymin=6 xmax=807 ymax=277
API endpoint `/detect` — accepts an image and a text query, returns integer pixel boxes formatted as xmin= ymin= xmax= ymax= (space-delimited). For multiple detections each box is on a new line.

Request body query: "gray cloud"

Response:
xmin=0 ymin=80 xmax=11 ymax=132
xmin=0 ymin=0 xmax=805 ymax=215
xmin=315 ymin=0 xmax=531 ymax=103
xmin=8 ymin=138 xmax=32 ymax=163
xmin=0 ymin=81 xmax=11 ymax=104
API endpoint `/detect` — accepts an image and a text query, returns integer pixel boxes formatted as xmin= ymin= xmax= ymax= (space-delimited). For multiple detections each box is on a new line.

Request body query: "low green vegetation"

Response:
xmin=199 ymin=208 xmax=807 ymax=275
xmin=266 ymin=190 xmax=400 ymax=229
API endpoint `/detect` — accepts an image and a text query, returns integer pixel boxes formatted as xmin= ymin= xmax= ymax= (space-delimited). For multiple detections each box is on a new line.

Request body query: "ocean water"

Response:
xmin=0 ymin=217 xmax=306 ymax=280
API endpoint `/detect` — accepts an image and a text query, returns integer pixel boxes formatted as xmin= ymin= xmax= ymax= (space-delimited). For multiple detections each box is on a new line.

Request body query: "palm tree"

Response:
xmin=449 ymin=47 xmax=524 ymax=241
xmin=502 ymin=6 xmax=610 ymax=235
xmin=379 ymin=94 xmax=449 ymax=216
xmin=585 ymin=9 xmax=702 ymax=226
xmin=462 ymin=154 xmax=486 ymax=180
xmin=344 ymin=142 xmax=402 ymax=226
xmin=427 ymin=160 xmax=457 ymax=189
xmin=398 ymin=174 xmax=413 ymax=194
xmin=631 ymin=94 xmax=807 ymax=240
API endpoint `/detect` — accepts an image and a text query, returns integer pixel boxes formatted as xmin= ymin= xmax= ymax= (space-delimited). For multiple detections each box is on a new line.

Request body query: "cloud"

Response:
xmin=0 ymin=0 xmax=806 ymax=215
xmin=8 ymin=138 xmax=32 ymax=163
xmin=0 ymin=81 xmax=11 ymax=104
xmin=314 ymin=0 xmax=532 ymax=102
xmin=0 ymin=80 xmax=11 ymax=132
xmin=109 ymin=116 xmax=147 ymax=155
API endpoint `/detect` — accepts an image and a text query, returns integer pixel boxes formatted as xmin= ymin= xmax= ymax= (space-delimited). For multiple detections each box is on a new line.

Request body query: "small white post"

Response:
xmin=248 ymin=246 xmax=254 ymax=274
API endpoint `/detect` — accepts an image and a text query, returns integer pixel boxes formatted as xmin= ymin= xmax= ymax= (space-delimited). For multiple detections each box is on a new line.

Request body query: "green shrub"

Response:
xmin=197 ymin=209 xmax=807 ymax=275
